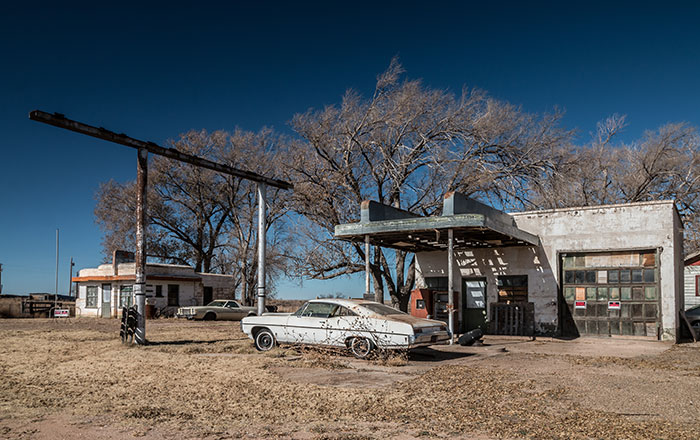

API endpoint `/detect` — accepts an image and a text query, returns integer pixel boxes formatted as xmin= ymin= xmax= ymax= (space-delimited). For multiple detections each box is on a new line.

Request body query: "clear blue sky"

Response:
xmin=1 ymin=1 xmax=699 ymax=297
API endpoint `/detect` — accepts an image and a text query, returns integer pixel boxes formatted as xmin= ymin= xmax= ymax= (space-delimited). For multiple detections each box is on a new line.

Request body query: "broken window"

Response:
xmin=497 ymin=275 xmax=528 ymax=303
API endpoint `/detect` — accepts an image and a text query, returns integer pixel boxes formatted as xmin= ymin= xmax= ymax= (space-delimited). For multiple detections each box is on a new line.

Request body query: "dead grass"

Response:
xmin=0 ymin=319 xmax=697 ymax=439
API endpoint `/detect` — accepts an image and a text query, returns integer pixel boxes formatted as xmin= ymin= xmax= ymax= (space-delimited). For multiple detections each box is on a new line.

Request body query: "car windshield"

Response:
xmin=360 ymin=303 xmax=406 ymax=316
xmin=207 ymin=300 xmax=227 ymax=307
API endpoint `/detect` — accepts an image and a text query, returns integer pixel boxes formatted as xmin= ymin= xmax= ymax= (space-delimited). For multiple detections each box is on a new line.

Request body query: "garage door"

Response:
xmin=561 ymin=250 xmax=659 ymax=338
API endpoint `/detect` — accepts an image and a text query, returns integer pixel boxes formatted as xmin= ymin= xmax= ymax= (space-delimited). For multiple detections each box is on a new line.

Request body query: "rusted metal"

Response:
xmin=30 ymin=110 xmax=293 ymax=344
xmin=256 ymin=184 xmax=266 ymax=316
xmin=134 ymin=148 xmax=148 ymax=344
xmin=28 ymin=110 xmax=293 ymax=190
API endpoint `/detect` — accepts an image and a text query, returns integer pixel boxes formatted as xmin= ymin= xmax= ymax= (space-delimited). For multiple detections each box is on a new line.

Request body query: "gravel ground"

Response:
xmin=0 ymin=318 xmax=698 ymax=439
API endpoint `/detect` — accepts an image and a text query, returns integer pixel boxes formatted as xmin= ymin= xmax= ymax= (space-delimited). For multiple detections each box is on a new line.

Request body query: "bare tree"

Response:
xmin=94 ymin=128 xmax=292 ymax=302
xmin=286 ymin=59 xmax=570 ymax=310
xmin=529 ymin=115 xmax=700 ymax=253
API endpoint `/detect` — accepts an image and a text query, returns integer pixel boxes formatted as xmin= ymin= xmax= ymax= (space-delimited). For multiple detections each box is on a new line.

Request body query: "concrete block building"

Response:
xmin=335 ymin=193 xmax=684 ymax=341
xmin=73 ymin=251 xmax=235 ymax=318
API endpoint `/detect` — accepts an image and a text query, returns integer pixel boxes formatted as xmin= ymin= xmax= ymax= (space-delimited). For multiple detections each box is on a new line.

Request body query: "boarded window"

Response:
xmin=86 ymin=286 xmax=98 ymax=308
xmin=168 ymin=284 xmax=180 ymax=307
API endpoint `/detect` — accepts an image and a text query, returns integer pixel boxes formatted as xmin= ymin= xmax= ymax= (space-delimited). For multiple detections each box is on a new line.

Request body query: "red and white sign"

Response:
xmin=574 ymin=300 xmax=586 ymax=309
xmin=608 ymin=301 xmax=621 ymax=310
xmin=54 ymin=309 xmax=70 ymax=318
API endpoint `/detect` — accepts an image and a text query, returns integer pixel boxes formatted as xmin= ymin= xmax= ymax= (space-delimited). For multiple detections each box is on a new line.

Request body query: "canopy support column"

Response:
xmin=364 ymin=235 xmax=371 ymax=300
xmin=447 ymin=228 xmax=455 ymax=344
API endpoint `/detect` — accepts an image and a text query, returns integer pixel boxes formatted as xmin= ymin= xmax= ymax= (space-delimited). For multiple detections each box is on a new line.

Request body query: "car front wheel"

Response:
xmin=254 ymin=328 xmax=276 ymax=351
xmin=349 ymin=337 xmax=373 ymax=359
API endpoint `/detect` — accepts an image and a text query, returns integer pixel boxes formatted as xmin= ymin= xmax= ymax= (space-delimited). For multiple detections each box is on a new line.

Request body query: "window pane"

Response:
xmin=586 ymin=287 xmax=596 ymax=300
xmin=86 ymin=286 xmax=98 ymax=308
xmin=563 ymin=256 xmax=574 ymax=268
xmin=643 ymin=269 xmax=655 ymax=283
xmin=632 ymin=269 xmax=643 ymax=283
xmin=597 ymin=270 xmax=607 ymax=283
xmin=621 ymin=287 xmax=632 ymax=300
xmin=610 ymin=287 xmax=620 ymax=300
xmin=597 ymin=287 xmax=608 ymax=301
xmin=574 ymin=256 xmax=585 ymax=267
xmin=576 ymin=287 xmax=586 ymax=300
xmin=619 ymin=270 xmax=631 ymax=283
xmin=642 ymin=252 xmax=656 ymax=267
xmin=608 ymin=270 xmax=619 ymax=283
xmin=564 ymin=287 xmax=575 ymax=301
xmin=585 ymin=271 xmax=596 ymax=283
xmin=645 ymin=286 xmax=657 ymax=300
xmin=564 ymin=271 xmax=574 ymax=284
xmin=632 ymin=287 xmax=644 ymax=301
xmin=575 ymin=271 xmax=585 ymax=284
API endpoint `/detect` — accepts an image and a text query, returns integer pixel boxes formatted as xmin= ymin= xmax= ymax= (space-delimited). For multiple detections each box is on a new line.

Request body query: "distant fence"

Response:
xmin=489 ymin=302 xmax=535 ymax=336
xmin=0 ymin=296 xmax=75 ymax=318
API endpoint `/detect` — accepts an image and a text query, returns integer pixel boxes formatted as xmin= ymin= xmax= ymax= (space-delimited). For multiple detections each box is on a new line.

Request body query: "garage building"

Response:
xmin=335 ymin=192 xmax=684 ymax=341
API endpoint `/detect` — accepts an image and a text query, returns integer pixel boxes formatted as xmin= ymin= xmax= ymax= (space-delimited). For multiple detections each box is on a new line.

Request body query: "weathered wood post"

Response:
xmin=134 ymin=148 xmax=148 ymax=344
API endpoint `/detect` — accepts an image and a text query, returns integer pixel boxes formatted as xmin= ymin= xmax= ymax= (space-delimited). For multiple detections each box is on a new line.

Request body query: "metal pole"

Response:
xmin=447 ymin=228 xmax=454 ymax=344
xmin=55 ymin=229 xmax=59 ymax=313
xmin=256 ymin=183 xmax=266 ymax=316
xmin=0 ymin=263 xmax=3 ymax=294
xmin=134 ymin=148 xmax=148 ymax=345
xmin=365 ymin=235 xmax=371 ymax=300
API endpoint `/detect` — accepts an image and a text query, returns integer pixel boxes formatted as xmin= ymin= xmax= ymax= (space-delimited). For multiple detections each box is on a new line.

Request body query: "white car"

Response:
xmin=241 ymin=298 xmax=451 ymax=358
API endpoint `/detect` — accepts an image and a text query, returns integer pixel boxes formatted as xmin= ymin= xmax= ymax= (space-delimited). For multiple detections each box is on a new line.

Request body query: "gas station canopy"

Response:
xmin=334 ymin=192 xmax=539 ymax=252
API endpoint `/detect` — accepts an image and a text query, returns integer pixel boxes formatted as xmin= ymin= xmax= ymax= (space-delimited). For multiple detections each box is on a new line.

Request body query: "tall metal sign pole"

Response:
xmin=30 ymin=110 xmax=292 ymax=344
xmin=256 ymin=184 xmax=266 ymax=316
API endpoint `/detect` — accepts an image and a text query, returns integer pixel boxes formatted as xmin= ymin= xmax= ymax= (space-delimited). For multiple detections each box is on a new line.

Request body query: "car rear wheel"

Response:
xmin=349 ymin=337 xmax=373 ymax=359
xmin=254 ymin=328 xmax=275 ymax=351
xmin=203 ymin=312 xmax=216 ymax=321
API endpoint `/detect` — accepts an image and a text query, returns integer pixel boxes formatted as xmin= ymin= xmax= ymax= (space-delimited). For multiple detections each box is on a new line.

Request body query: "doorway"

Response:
xmin=101 ymin=284 xmax=111 ymax=318
xmin=463 ymin=278 xmax=487 ymax=333
xmin=203 ymin=286 xmax=213 ymax=305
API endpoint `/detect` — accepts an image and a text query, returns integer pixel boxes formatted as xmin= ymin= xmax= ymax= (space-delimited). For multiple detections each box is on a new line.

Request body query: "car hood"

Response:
xmin=380 ymin=314 xmax=446 ymax=328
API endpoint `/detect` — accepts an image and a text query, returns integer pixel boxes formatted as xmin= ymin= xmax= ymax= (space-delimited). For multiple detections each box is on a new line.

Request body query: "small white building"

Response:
xmin=683 ymin=251 xmax=700 ymax=310
xmin=336 ymin=193 xmax=684 ymax=341
xmin=73 ymin=251 xmax=235 ymax=318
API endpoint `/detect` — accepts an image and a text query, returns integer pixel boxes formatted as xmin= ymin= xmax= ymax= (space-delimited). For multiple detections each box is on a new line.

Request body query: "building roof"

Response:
xmin=334 ymin=193 xmax=539 ymax=252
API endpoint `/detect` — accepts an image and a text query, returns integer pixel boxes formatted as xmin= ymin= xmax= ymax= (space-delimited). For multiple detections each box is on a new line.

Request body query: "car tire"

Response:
xmin=203 ymin=312 xmax=216 ymax=321
xmin=254 ymin=328 xmax=275 ymax=351
xmin=349 ymin=337 xmax=373 ymax=359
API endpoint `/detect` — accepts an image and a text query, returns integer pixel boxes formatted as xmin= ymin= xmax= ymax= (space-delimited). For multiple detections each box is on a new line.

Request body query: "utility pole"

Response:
xmin=30 ymin=110 xmax=292 ymax=344
xmin=0 ymin=263 xmax=3 ymax=294
xmin=55 ymin=229 xmax=59 ymax=313
xmin=67 ymin=258 xmax=74 ymax=297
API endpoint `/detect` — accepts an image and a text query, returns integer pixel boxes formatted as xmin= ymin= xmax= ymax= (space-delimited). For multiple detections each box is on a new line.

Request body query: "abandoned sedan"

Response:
xmin=241 ymin=298 xmax=451 ymax=358
xmin=176 ymin=300 xmax=257 ymax=321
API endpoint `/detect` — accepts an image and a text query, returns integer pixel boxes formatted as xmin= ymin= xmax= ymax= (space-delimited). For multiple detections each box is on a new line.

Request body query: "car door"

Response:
xmin=322 ymin=305 xmax=359 ymax=347
xmin=225 ymin=301 xmax=244 ymax=320
xmin=285 ymin=302 xmax=335 ymax=345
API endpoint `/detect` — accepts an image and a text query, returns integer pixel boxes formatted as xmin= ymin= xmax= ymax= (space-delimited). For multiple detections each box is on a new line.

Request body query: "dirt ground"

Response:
xmin=0 ymin=318 xmax=698 ymax=440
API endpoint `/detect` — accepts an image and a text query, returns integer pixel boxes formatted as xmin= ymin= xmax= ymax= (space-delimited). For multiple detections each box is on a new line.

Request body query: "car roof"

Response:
xmin=308 ymin=298 xmax=383 ymax=307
